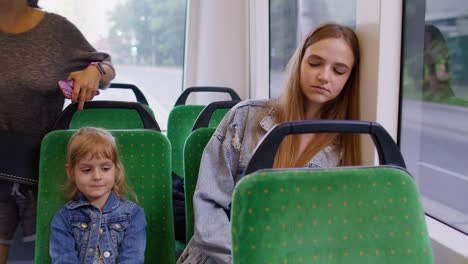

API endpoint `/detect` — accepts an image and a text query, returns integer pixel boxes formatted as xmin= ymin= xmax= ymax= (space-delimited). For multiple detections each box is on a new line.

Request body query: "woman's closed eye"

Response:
xmin=334 ymin=68 xmax=347 ymax=75
xmin=308 ymin=58 xmax=322 ymax=67
xmin=333 ymin=65 xmax=349 ymax=75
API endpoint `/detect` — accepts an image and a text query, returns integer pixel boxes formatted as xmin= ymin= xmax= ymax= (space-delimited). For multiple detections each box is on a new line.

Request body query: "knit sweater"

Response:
xmin=0 ymin=12 xmax=112 ymax=183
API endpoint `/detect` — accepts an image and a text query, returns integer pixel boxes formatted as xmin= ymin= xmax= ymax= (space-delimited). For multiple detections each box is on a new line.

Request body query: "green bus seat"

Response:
xmin=169 ymin=88 xmax=240 ymax=247
xmin=53 ymin=101 xmax=159 ymax=131
xmin=232 ymin=168 xmax=433 ymax=264
xmin=167 ymin=105 xmax=205 ymax=179
xmin=183 ymin=127 xmax=215 ymax=243
xmin=231 ymin=120 xmax=433 ymax=264
xmin=184 ymin=100 xmax=240 ymax=243
xmin=34 ymin=129 xmax=175 ymax=264
xmin=168 ymin=87 xmax=240 ymax=179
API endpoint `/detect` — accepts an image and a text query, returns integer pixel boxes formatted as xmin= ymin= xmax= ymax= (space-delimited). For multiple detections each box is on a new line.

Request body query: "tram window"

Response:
xmin=400 ymin=0 xmax=468 ymax=234
xmin=41 ymin=0 xmax=187 ymax=130
xmin=269 ymin=0 xmax=356 ymax=98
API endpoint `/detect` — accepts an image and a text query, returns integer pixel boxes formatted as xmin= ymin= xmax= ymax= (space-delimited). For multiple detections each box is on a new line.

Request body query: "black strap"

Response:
xmin=0 ymin=172 xmax=37 ymax=185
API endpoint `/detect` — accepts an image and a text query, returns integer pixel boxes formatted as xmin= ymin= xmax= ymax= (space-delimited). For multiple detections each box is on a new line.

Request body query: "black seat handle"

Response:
xmin=109 ymin=83 xmax=149 ymax=105
xmin=174 ymin=86 xmax=241 ymax=106
xmin=192 ymin=100 xmax=240 ymax=131
xmin=52 ymin=101 xmax=160 ymax=131
xmin=244 ymin=120 xmax=405 ymax=175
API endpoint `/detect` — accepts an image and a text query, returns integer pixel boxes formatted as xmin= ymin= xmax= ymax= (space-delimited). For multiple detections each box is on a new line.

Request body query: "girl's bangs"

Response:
xmin=85 ymin=140 xmax=115 ymax=161
xmin=71 ymin=135 xmax=117 ymax=165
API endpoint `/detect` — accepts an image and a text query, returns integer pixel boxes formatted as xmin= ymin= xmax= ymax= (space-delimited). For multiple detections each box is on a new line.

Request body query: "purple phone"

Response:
xmin=58 ymin=79 xmax=100 ymax=99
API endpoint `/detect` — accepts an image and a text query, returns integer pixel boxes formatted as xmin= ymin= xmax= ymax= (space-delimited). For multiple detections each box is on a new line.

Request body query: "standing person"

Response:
xmin=0 ymin=0 xmax=116 ymax=262
xmin=177 ymin=23 xmax=361 ymax=264
xmin=49 ymin=127 xmax=146 ymax=264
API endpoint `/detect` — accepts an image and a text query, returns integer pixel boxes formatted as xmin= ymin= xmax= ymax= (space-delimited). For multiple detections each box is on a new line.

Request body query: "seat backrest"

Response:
xmin=168 ymin=87 xmax=241 ymax=179
xmin=183 ymin=100 xmax=240 ymax=242
xmin=232 ymin=167 xmax=434 ymax=264
xmin=183 ymin=127 xmax=215 ymax=242
xmin=167 ymin=105 xmax=205 ymax=179
xmin=231 ymin=120 xmax=433 ymax=264
xmin=34 ymin=129 xmax=175 ymax=264
xmin=53 ymin=101 xmax=160 ymax=131
xmin=167 ymin=103 xmax=236 ymax=180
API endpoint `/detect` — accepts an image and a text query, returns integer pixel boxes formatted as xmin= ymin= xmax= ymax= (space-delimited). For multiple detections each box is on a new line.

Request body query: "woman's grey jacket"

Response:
xmin=177 ymin=99 xmax=340 ymax=264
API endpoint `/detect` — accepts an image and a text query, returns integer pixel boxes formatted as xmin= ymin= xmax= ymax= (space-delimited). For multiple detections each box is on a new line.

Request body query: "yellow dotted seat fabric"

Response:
xmin=34 ymin=129 xmax=175 ymax=264
xmin=168 ymin=105 xmax=231 ymax=179
xmin=231 ymin=167 xmax=434 ymax=264
xmin=167 ymin=105 xmax=205 ymax=179
xmin=183 ymin=127 xmax=216 ymax=243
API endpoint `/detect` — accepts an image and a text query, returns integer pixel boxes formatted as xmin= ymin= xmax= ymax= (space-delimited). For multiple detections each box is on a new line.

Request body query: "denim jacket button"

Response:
xmin=103 ymin=251 xmax=111 ymax=258
xmin=88 ymin=248 xmax=94 ymax=253
xmin=114 ymin=223 xmax=121 ymax=229
xmin=99 ymin=228 xmax=104 ymax=234
xmin=81 ymin=223 xmax=87 ymax=229
xmin=92 ymin=223 xmax=97 ymax=228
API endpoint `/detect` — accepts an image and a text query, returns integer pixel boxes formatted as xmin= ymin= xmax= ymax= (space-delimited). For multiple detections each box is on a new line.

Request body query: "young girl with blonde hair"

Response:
xmin=50 ymin=127 xmax=145 ymax=264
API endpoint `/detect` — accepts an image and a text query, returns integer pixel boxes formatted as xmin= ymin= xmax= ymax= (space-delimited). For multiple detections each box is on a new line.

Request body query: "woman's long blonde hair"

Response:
xmin=273 ymin=23 xmax=361 ymax=168
xmin=64 ymin=127 xmax=136 ymax=201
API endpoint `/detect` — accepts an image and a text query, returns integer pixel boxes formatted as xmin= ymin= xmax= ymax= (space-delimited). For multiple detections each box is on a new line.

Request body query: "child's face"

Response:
xmin=71 ymin=154 xmax=116 ymax=209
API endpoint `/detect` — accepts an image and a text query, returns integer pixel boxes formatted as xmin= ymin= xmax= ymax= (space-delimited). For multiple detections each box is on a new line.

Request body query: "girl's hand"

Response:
xmin=67 ymin=65 xmax=101 ymax=111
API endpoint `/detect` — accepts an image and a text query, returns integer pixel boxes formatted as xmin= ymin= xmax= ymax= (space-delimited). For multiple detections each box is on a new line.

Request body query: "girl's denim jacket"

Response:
xmin=50 ymin=191 xmax=146 ymax=264
xmin=178 ymin=99 xmax=340 ymax=264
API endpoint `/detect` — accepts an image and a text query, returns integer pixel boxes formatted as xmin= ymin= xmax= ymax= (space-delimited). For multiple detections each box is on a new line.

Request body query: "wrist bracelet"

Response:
xmin=100 ymin=61 xmax=116 ymax=80
xmin=89 ymin=62 xmax=106 ymax=80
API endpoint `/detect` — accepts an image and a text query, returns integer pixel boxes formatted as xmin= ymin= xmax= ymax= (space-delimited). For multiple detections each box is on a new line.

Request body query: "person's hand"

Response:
xmin=67 ymin=65 xmax=101 ymax=111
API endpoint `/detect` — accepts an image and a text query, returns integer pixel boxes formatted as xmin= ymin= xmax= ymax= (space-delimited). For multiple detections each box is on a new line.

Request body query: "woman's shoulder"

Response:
xmin=214 ymin=99 xmax=271 ymax=130
xmin=226 ymin=99 xmax=272 ymax=122
xmin=43 ymin=12 xmax=72 ymax=25
xmin=213 ymin=99 xmax=273 ymax=142
xmin=40 ymin=12 xmax=83 ymax=36
xmin=232 ymin=99 xmax=271 ymax=111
